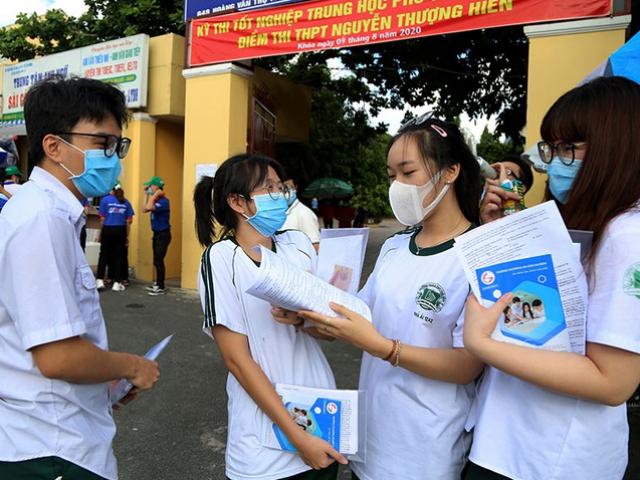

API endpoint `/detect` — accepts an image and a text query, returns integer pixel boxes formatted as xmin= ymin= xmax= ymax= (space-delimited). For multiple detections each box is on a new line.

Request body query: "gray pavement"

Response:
xmin=102 ymin=219 xmax=639 ymax=479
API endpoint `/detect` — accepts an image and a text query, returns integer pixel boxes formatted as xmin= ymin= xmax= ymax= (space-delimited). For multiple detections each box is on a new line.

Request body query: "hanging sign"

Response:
xmin=188 ymin=0 xmax=612 ymax=66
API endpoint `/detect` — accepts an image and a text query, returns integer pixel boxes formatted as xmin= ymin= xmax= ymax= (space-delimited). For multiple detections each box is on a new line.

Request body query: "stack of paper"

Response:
xmin=453 ymin=202 xmax=588 ymax=354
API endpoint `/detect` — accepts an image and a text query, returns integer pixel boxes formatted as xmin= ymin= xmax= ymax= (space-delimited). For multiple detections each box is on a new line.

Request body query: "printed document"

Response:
xmin=109 ymin=334 xmax=174 ymax=404
xmin=317 ymin=228 xmax=370 ymax=294
xmin=262 ymin=384 xmax=360 ymax=455
xmin=246 ymin=245 xmax=372 ymax=320
xmin=453 ymin=201 xmax=587 ymax=353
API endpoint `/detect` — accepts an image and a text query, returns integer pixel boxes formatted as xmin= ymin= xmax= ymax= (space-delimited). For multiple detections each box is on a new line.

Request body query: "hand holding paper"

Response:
xmin=246 ymin=245 xmax=372 ymax=322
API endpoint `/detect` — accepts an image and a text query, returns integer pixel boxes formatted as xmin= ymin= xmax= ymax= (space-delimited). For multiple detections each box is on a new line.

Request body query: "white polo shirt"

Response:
xmin=469 ymin=207 xmax=640 ymax=479
xmin=198 ymin=230 xmax=335 ymax=480
xmin=282 ymin=199 xmax=320 ymax=244
xmin=352 ymin=227 xmax=475 ymax=480
xmin=0 ymin=167 xmax=117 ymax=479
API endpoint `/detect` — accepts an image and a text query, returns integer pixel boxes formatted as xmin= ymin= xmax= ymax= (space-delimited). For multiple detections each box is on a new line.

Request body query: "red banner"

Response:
xmin=188 ymin=0 xmax=612 ymax=67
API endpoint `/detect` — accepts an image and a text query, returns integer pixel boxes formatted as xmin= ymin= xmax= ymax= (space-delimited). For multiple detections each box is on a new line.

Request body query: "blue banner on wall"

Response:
xmin=184 ymin=0 xmax=305 ymax=21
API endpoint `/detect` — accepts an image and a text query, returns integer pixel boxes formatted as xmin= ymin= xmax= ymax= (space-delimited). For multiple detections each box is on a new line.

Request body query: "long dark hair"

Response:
xmin=389 ymin=118 xmax=481 ymax=224
xmin=193 ymin=154 xmax=286 ymax=246
xmin=541 ymin=76 xmax=640 ymax=263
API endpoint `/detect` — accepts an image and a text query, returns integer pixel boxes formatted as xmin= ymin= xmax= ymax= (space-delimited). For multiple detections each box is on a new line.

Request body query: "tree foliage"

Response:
xmin=0 ymin=0 xmax=184 ymax=62
xmin=476 ymin=126 xmax=521 ymax=164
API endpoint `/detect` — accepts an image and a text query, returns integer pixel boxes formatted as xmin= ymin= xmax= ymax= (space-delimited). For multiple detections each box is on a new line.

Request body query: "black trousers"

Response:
xmin=227 ymin=462 xmax=338 ymax=480
xmin=464 ymin=463 xmax=510 ymax=480
xmin=97 ymin=226 xmax=127 ymax=282
xmin=153 ymin=229 xmax=171 ymax=289
xmin=0 ymin=456 xmax=106 ymax=479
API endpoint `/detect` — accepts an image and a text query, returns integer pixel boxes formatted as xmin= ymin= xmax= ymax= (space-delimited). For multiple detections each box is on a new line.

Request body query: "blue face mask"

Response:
xmin=243 ymin=192 xmax=288 ymax=237
xmin=59 ymin=138 xmax=122 ymax=198
xmin=286 ymin=189 xmax=297 ymax=207
xmin=547 ymin=156 xmax=582 ymax=204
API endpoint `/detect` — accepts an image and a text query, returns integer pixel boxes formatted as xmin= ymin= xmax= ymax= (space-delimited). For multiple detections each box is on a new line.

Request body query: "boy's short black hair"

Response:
xmin=532 ymin=299 xmax=542 ymax=307
xmin=512 ymin=297 xmax=521 ymax=303
xmin=24 ymin=76 xmax=129 ymax=169
xmin=501 ymin=154 xmax=534 ymax=192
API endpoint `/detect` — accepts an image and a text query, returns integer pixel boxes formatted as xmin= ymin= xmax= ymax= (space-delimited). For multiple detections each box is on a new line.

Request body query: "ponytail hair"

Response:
xmin=193 ymin=154 xmax=286 ymax=246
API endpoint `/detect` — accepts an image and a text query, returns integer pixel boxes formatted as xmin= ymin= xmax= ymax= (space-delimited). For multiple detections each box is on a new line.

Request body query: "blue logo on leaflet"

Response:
xmin=274 ymin=397 xmax=342 ymax=452
xmin=476 ymin=254 xmax=566 ymax=346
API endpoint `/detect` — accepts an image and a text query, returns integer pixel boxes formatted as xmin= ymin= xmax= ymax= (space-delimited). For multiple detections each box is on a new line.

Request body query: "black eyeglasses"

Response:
xmin=537 ymin=141 xmax=586 ymax=166
xmin=249 ymin=183 xmax=291 ymax=201
xmin=58 ymin=132 xmax=132 ymax=159
xmin=399 ymin=111 xmax=434 ymax=131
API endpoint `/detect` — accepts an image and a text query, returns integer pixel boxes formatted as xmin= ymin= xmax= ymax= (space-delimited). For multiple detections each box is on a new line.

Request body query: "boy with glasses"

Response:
xmin=0 ymin=77 xmax=159 ymax=480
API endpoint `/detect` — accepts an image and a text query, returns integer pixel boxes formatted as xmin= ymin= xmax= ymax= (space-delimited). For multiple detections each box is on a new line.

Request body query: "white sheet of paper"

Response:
xmin=453 ymin=201 xmax=587 ymax=354
xmin=195 ymin=163 xmax=217 ymax=184
xmin=109 ymin=334 xmax=174 ymax=404
xmin=246 ymin=245 xmax=372 ymax=321
xmin=262 ymin=384 xmax=360 ymax=455
xmin=317 ymin=228 xmax=369 ymax=294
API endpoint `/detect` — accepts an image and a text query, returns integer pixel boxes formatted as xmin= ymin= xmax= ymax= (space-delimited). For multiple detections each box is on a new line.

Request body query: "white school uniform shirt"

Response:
xmin=352 ymin=227 xmax=475 ymax=480
xmin=469 ymin=206 xmax=640 ymax=480
xmin=282 ymin=199 xmax=320 ymax=244
xmin=0 ymin=167 xmax=117 ymax=479
xmin=198 ymin=230 xmax=335 ymax=480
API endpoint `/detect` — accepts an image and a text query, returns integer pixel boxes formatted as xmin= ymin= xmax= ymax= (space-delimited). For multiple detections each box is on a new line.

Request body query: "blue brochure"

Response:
xmin=274 ymin=398 xmax=343 ymax=452
xmin=265 ymin=384 xmax=359 ymax=455
xmin=476 ymin=255 xmax=566 ymax=346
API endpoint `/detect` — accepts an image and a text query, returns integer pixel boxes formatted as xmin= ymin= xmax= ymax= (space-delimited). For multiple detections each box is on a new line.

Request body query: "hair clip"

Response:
xmin=430 ymin=124 xmax=448 ymax=138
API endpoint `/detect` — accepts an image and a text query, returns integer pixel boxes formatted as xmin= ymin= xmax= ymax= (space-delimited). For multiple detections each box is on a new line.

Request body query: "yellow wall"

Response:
xmin=181 ymin=66 xmax=252 ymax=289
xmin=155 ymin=119 xmax=184 ymax=280
xmin=121 ymin=114 xmax=157 ymax=281
xmin=147 ymin=34 xmax=186 ymax=118
xmin=525 ymin=20 xmax=629 ymax=205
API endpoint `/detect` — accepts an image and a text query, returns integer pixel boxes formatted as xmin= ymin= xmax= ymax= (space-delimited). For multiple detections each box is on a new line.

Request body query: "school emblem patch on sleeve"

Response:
xmin=623 ymin=263 xmax=640 ymax=300
xmin=415 ymin=283 xmax=447 ymax=312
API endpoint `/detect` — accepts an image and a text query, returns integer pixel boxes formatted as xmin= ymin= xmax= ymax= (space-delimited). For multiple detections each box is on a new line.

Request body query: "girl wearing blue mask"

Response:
xmin=193 ymin=154 xmax=346 ymax=480
xmin=467 ymin=76 xmax=640 ymax=479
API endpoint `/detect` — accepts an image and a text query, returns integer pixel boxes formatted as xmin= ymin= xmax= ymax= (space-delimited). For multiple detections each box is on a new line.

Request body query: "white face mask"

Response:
xmin=388 ymin=172 xmax=450 ymax=226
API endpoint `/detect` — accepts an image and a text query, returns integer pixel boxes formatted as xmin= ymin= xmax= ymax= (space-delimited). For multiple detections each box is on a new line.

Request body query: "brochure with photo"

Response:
xmin=262 ymin=384 xmax=361 ymax=456
xmin=476 ymin=255 xmax=566 ymax=347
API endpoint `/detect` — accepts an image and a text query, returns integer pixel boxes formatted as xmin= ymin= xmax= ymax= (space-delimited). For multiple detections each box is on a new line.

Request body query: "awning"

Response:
xmin=0 ymin=120 xmax=27 ymax=138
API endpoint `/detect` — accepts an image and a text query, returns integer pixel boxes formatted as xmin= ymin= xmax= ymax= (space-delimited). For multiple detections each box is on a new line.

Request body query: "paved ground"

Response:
xmin=102 ymin=219 xmax=639 ymax=479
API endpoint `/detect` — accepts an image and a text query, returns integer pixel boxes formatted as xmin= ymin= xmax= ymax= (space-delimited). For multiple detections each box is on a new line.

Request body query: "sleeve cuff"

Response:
xmin=22 ymin=321 xmax=88 ymax=351
xmin=587 ymin=331 xmax=640 ymax=354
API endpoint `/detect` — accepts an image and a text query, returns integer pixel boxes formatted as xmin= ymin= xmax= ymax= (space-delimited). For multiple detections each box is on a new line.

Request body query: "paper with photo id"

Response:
xmin=453 ymin=201 xmax=587 ymax=354
xmin=246 ymin=245 xmax=372 ymax=321
xmin=317 ymin=228 xmax=370 ymax=294
xmin=262 ymin=384 xmax=361 ymax=455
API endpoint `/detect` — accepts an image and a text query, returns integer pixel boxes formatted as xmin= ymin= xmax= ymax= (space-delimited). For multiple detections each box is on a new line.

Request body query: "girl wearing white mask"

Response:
xmin=465 ymin=77 xmax=640 ymax=480
xmin=193 ymin=154 xmax=346 ymax=480
xmin=289 ymin=116 xmax=484 ymax=479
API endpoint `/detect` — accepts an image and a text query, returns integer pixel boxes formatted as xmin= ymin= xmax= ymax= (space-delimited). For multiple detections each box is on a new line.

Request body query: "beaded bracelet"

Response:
xmin=383 ymin=339 xmax=399 ymax=362
xmin=392 ymin=341 xmax=402 ymax=367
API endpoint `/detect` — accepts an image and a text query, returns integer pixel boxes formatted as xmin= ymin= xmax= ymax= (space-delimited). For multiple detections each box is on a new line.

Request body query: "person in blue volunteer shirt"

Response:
xmin=143 ymin=176 xmax=170 ymax=295
xmin=3 ymin=164 xmax=23 ymax=192
xmin=96 ymin=183 xmax=134 ymax=292
xmin=0 ymin=76 xmax=159 ymax=480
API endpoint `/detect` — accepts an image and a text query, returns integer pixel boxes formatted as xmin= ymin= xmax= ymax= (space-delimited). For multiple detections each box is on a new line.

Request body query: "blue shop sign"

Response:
xmin=184 ymin=0 xmax=306 ymax=20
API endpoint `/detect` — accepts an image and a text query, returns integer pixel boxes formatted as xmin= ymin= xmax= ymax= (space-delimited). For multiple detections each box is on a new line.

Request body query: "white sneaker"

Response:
xmin=96 ymin=279 xmax=105 ymax=290
xmin=147 ymin=285 xmax=166 ymax=296
xmin=144 ymin=283 xmax=158 ymax=292
xmin=112 ymin=282 xmax=126 ymax=292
